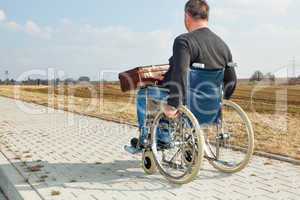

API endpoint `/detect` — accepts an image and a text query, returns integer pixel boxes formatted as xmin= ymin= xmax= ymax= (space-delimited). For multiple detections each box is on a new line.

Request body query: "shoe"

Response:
xmin=124 ymin=145 xmax=142 ymax=154
xmin=130 ymin=137 xmax=139 ymax=148
xmin=124 ymin=137 xmax=143 ymax=155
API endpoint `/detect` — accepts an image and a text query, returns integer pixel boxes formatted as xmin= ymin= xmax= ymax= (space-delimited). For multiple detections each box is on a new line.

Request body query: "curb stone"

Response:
xmin=0 ymin=152 xmax=42 ymax=200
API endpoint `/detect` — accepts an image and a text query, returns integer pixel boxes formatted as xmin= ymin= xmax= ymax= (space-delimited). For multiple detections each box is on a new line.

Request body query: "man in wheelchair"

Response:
xmin=125 ymin=0 xmax=237 ymax=154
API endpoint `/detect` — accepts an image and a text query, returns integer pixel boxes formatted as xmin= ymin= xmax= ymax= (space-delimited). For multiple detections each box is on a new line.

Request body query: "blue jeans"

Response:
xmin=136 ymin=87 xmax=171 ymax=145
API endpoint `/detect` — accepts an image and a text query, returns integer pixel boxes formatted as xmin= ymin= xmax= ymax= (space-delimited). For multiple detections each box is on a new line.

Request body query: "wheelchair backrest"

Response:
xmin=187 ymin=67 xmax=224 ymax=125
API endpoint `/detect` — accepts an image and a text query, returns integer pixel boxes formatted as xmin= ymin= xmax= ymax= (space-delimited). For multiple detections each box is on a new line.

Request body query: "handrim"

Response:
xmin=151 ymin=105 xmax=205 ymax=184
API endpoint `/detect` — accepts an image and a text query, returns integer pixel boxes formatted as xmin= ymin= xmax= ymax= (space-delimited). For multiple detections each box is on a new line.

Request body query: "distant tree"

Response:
xmin=40 ymin=79 xmax=48 ymax=85
xmin=64 ymin=78 xmax=76 ymax=85
xmin=55 ymin=78 xmax=60 ymax=85
xmin=78 ymin=76 xmax=90 ymax=82
xmin=4 ymin=70 xmax=9 ymax=79
xmin=64 ymin=78 xmax=76 ymax=84
xmin=264 ymin=72 xmax=276 ymax=82
xmin=10 ymin=79 xmax=16 ymax=84
xmin=250 ymin=70 xmax=264 ymax=82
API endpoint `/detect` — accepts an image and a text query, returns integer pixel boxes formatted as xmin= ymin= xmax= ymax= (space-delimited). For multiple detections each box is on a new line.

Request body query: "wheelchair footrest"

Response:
xmin=216 ymin=160 xmax=237 ymax=167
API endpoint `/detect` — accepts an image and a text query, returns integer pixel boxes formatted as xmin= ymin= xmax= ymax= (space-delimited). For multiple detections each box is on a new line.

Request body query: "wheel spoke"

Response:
xmin=150 ymin=106 xmax=205 ymax=184
xmin=205 ymin=100 xmax=254 ymax=173
xmin=169 ymin=148 xmax=181 ymax=164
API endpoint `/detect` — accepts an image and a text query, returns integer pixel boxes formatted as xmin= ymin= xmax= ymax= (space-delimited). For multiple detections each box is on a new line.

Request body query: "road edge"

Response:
xmin=0 ymin=152 xmax=42 ymax=200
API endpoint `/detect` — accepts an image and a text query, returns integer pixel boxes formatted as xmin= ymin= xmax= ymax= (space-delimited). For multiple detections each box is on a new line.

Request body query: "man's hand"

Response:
xmin=163 ymin=104 xmax=178 ymax=119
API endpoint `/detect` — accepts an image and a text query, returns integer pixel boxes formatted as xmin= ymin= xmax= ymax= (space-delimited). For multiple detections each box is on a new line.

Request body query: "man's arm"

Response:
xmin=223 ymin=63 xmax=237 ymax=99
xmin=167 ymin=37 xmax=191 ymax=108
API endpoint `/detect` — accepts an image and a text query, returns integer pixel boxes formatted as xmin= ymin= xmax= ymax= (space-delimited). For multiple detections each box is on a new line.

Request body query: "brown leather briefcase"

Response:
xmin=119 ymin=64 xmax=169 ymax=92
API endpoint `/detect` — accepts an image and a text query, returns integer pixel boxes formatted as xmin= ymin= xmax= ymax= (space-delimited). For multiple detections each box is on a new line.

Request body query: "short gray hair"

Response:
xmin=185 ymin=0 xmax=210 ymax=20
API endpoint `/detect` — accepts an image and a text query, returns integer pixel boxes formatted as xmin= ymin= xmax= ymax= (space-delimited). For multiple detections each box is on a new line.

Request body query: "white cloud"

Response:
xmin=47 ymin=23 xmax=174 ymax=53
xmin=4 ymin=20 xmax=51 ymax=39
xmin=6 ymin=21 xmax=21 ymax=31
xmin=25 ymin=20 xmax=41 ymax=35
xmin=211 ymin=22 xmax=300 ymax=77
xmin=60 ymin=18 xmax=72 ymax=25
xmin=0 ymin=9 xmax=6 ymax=21
xmin=232 ymin=0 xmax=292 ymax=15
xmin=211 ymin=0 xmax=293 ymax=23
xmin=0 ymin=22 xmax=174 ymax=80
xmin=1 ymin=1 xmax=299 ymax=79
xmin=0 ymin=10 xmax=51 ymax=39
xmin=208 ymin=0 xmax=300 ymax=77
xmin=24 ymin=20 xmax=51 ymax=39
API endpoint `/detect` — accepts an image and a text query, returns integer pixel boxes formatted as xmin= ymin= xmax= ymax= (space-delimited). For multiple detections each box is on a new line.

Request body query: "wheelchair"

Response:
xmin=138 ymin=68 xmax=254 ymax=184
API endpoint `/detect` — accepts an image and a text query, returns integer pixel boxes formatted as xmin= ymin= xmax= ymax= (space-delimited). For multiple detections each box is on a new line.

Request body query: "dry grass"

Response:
xmin=0 ymin=84 xmax=299 ymax=160
xmin=234 ymin=84 xmax=300 ymax=114
xmin=0 ymin=85 xmax=136 ymax=124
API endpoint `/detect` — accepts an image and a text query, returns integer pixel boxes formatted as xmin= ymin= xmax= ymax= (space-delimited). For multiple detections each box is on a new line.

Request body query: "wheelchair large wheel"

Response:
xmin=151 ymin=105 xmax=205 ymax=184
xmin=206 ymin=100 xmax=254 ymax=173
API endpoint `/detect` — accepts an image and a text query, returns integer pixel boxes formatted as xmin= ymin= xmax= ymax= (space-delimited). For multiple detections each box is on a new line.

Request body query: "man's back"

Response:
xmin=163 ymin=27 xmax=233 ymax=107
xmin=184 ymin=27 xmax=232 ymax=68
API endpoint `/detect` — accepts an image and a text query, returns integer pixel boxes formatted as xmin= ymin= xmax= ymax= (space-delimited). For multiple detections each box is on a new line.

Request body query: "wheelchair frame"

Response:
xmin=139 ymin=88 xmax=254 ymax=184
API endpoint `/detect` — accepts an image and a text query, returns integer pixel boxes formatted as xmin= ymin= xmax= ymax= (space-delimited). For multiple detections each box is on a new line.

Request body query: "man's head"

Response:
xmin=184 ymin=0 xmax=210 ymax=32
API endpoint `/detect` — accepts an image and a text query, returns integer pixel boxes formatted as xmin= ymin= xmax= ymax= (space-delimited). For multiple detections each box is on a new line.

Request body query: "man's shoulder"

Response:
xmin=175 ymin=28 xmax=213 ymax=43
xmin=205 ymin=29 xmax=229 ymax=45
xmin=175 ymin=33 xmax=190 ymax=42
xmin=173 ymin=33 xmax=193 ymax=47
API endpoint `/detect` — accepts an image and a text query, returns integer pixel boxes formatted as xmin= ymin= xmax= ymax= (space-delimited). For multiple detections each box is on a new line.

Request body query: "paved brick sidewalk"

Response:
xmin=0 ymin=96 xmax=299 ymax=200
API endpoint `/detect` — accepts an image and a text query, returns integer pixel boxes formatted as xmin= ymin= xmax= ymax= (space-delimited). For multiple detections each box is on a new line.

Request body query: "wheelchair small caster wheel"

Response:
xmin=142 ymin=150 xmax=157 ymax=175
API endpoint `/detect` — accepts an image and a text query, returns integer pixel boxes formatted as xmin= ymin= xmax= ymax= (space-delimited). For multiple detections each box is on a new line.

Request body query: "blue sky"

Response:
xmin=0 ymin=0 xmax=299 ymax=80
